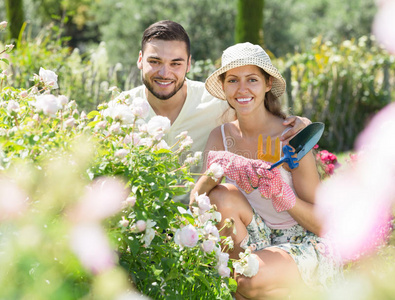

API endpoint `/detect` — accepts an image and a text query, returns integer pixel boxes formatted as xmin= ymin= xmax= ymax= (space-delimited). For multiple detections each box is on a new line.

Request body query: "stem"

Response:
xmin=13 ymin=115 xmax=19 ymax=127
xmin=169 ymin=164 xmax=188 ymax=173
xmin=169 ymin=139 xmax=181 ymax=150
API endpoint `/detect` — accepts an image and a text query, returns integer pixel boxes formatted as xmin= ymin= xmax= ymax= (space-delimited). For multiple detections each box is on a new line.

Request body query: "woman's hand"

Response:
xmin=280 ymin=116 xmax=311 ymax=144
xmin=256 ymin=167 xmax=296 ymax=212
xmin=207 ymin=151 xmax=263 ymax=193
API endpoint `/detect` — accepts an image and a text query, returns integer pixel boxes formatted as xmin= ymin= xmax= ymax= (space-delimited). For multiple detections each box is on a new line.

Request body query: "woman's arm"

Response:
xmin=287 ymin=151 xmax=323 ymax=235
xmin=189 ymin=126 xmax=225 ymax=207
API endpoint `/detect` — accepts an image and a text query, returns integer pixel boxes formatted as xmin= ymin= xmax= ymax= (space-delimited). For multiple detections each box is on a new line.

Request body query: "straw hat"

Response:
xmin=205 ymin=42 xmax=286 ymax=100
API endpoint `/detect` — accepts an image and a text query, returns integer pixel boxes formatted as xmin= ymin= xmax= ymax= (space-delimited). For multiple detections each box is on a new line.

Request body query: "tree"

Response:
xmin=5 ymin=0 xmax=25 ymax=42
xmin=235 ymin=0 xmax=264 ymax=45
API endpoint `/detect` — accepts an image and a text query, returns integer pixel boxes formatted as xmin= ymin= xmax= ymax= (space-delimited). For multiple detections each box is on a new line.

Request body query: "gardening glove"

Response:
xmin=256 ymin=167 xmax=296 ymax=212
xmin=207 ymin=151 xmax=266 ymax=193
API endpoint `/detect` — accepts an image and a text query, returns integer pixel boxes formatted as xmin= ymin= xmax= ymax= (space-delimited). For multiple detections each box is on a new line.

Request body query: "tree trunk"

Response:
xmin=5 ymin=0 xmax=25 ymax=42
xmin=235 ymin=0 xmax=264 ymax=45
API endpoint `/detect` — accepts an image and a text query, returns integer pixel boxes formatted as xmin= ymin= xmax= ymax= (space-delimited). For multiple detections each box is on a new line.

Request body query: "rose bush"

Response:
xmin=0 ymin=30 xmax=259 ymax=299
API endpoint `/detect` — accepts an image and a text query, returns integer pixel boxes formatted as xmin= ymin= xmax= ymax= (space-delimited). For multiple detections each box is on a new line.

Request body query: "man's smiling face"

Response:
xmin=138 ymin=39 xmax=191 ymax=100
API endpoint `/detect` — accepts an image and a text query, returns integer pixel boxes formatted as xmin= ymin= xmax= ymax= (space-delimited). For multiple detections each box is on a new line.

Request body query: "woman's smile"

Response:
xmin=236 ymin=97 xmax=253 ymax=104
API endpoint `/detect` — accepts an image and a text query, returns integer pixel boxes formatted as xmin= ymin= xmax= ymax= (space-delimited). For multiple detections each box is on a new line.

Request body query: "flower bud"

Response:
xmin=136 ymin=220 xmax=146 ymax=232
xmin=115 ymin=148 xmax=128 ymax=159
xmin=122 ymin=196 xmax=136 ymax=208
xmin=19 ymin=90 xmax=28 ymax=98
xmin=0 ymin=21 xmax=7 ymax=30
xmin=5 ymin=44 xmax=14 ymax=51
xmin=119 ymin=216 xmax=129 ymax=228
xmin=65 ymin=117 xmax=75 ymax=128
xmin=58 ymin=95 xmax=69 ymax=106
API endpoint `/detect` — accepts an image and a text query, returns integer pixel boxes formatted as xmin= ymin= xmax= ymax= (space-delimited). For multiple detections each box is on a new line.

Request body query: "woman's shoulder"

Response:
xmin=205 ymin=125 xmax=226 ymax=151
xmin=270 ymin=117 xmax=290 ymax=138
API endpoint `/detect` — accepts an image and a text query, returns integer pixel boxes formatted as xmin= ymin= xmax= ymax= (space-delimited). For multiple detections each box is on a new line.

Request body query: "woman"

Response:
xmin=190 ymin=43 xmax=342 ymax=299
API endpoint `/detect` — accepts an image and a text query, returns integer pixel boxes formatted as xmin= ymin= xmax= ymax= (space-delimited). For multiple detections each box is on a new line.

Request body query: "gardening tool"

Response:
xmin=268 ymin=122 xmax=325 ymax=170
xmin=257 ymin=135 xmax=281 ymax=163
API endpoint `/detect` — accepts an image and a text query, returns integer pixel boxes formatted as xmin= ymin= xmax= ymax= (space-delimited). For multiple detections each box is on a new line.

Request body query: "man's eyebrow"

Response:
xmin=146 ymin=56 xmax=185 ymax=62
xmin=147 ymin=56 xmax=161 ymax=60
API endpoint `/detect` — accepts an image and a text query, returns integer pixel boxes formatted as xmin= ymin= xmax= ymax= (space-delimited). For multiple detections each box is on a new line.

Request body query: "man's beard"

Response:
xmin=142 ymin=76 xmax=186 ymax=100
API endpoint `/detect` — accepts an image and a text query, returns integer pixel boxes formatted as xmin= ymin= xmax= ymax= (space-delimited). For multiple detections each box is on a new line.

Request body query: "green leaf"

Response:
xmin=227 ymin=277 xmax=238 ymax=292
xmin=0 ymin=58 xmax=9 ymax=65
xmin=153 ymin=268 xmax=163 ymax=276
xmin=194 ymin=272 xmax=212 ymax=290
xmin=127 ymin=237 xmax=141 ymax=256
xmin=165 ymin=267 xmax=179 ymax=281
xmin=86 ymin=110 xmax=101 ymax=119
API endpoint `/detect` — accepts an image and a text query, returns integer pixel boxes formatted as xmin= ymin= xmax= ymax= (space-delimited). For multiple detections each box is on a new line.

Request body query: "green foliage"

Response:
xmin=5 ymin=0 xmax=25 ymax=42
xmin=263 ymin=0 xmax=377 ymax=57
xmin=92 ymin=0 xmax=236 ymax=64
xmin=279 ymin=36 xmax=395 ymax=152
xmin=235 ymin=0 xmax=264 ymax=45
xmin=4 ymin=0 xmax=378 ymax=65
xmin=2 ymin=23 xmax=139 ymax=111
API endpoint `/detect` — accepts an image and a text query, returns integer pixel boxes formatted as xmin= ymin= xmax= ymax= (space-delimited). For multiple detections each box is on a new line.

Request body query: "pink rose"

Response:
xmin=217 ymin=264 xmax=230 ymax=278
xmin=202 ymin=240 xmax=216 ymax=253
xmin=175 ymin=224 xmax=199 ymax=248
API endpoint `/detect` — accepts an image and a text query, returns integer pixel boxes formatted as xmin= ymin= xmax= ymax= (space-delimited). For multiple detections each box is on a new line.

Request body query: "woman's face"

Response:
xmin=222 ymin=65 xmax=272 ymax=115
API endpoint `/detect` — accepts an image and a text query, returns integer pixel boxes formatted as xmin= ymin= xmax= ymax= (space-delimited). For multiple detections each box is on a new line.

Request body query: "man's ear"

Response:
xmin=137 ymin=50 xmax=143 ymax=70
xmin=266 ymin=76 xmax=273 ymax=92
xmin=186 ymin=55 xmax=192 ymax=73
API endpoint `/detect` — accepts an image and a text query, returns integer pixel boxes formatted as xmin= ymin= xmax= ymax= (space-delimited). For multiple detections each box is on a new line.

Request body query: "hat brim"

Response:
xmin=205 ymin=57 xmax=286 ymax=100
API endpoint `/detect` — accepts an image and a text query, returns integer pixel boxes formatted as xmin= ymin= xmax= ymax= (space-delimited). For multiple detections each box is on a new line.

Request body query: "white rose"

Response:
xmin=64 ymin=117 xmax=75 ymax=128
xmin=58 ymin=95 xmax=69 ymax=106
xmin=34 ymin=94 xmax=62 ymax=116
xmin=206 ymin=163 xmax=224 ymax=181
xmin=195 ymin=192 xmax=211 ymax=214
xmin=39 ymin=67 xmax=59 ymax=89
xmin=147 ymin=116 xmax=171 ymax=140
xmin=202 ymin=239 xmax=216 ymax=253
xmin=131 ymin=97 xmax=150 ymax=119
xmin=7 ymin=100 xmax=20 ymax=113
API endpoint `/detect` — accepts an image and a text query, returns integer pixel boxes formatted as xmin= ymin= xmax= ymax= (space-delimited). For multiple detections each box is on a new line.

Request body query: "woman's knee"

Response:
xmin=237 ymin=274 xmax=291 ymax=300
xmin=236 ymin=249 xmax=300 ymax=299
xmin=208 ymin=183 xmax=247 ymax=209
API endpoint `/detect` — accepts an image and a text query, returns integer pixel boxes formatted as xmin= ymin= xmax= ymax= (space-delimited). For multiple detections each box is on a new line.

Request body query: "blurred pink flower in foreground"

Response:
xmin=0 ymin=178 xmax=28 ymax=221
xmin=70 ymin=223 xmax=116 ymax=274
xmin=372 ymin=0 xmax=395 ymax=54
xmin=70 ymin=177 xmax=128 ymax=223
xmin=69 ymin=177 xmax=129 ymax=274
xmin=316 ymin=103 xmax=395 ymax=262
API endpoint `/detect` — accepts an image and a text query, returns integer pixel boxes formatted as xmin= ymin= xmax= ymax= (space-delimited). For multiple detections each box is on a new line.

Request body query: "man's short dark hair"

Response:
xmin=141 ymin=20 xmax=191 ymax=58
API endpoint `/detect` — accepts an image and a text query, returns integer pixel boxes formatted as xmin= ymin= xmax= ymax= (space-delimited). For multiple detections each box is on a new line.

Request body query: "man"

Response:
xmin=125 ymin=20 xmax=310 ymax=202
